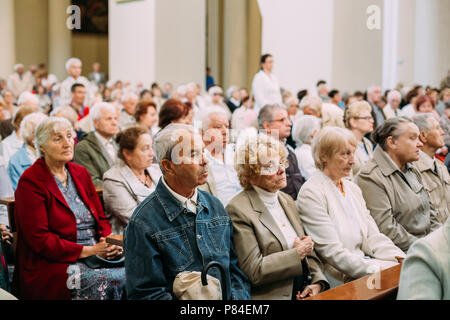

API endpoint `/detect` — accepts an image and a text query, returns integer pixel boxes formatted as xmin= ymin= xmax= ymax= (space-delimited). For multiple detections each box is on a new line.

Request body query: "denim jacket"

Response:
xmin=124 ymin=178 xmax=251 ymax=300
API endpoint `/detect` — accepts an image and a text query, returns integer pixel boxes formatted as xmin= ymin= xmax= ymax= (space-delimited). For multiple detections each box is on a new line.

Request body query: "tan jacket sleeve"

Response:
xmin=356 ymin=174 xmax=418 ymax=252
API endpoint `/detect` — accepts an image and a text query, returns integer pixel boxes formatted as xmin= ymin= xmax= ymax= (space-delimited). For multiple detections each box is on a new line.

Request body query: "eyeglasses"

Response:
xmin=213 ymin=93 xmax=223 ymax=96
xmin=260 ymin=159 xmax=289 ymax=175
xmin=354 ymin=116 xmax=374 ymax=121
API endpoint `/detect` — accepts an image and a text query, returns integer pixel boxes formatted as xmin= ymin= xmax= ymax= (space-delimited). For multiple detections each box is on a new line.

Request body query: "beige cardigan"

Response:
xmin=226 ymin=188 xmax=329 ymax=300
xmin=297 ymin=171 xmax=405 ymax=283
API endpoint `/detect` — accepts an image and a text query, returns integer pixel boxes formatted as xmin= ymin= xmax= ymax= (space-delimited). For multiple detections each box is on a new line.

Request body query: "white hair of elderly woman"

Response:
xmin=208 ymin=86 xmax=223 ymax=96
xmin=34 ymin=117 xmax=74 ymax=158
xmin=50 ymin=106 xmax=78 ymax=127
xmin=226 ymin=86 xmax=239 ymax=100
xmin=153 ymin=123 xmax=200 ymax=166
xmin=197 ymin=106 xmax=228 ymax=132
xmin=17 ymin=91 xmax=39 ymax=107
xmin=292 ymin=115 xmax=322 ymax=147
xmin=299 ymin=95 xmax=323 ymax=114
xmin=20 ymin=112 xmax=48 ymax=143
xmin=65 ymin=57 xmax=82 ymax=71
xmin=387 ymin=90 xmax=401 ymax=102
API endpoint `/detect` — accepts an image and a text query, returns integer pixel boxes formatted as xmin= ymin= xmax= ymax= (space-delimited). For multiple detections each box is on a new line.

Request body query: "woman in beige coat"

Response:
xmin=226 ymin=134 xmax=329 ymax=300
xmin=297 ymin=127 xmax=405 ymax=285
xmin=103 ymin=126 xmax=162 ymax=234
xmin=355 ymin=117 xmax=442 ymax=252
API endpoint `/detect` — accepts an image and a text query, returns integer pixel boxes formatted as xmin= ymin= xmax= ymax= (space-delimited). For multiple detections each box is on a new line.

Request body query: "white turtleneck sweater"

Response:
xmin=253 ymin=185 xmax=298 ymax=249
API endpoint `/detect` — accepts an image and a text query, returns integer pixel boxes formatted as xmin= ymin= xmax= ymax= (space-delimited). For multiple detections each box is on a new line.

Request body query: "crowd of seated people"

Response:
xmin=0 ymin=56 xmax=449 ymax=300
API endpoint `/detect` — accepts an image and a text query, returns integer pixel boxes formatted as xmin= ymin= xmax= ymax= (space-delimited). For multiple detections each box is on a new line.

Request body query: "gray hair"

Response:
xmin=299 ymin=95 xmax=323 ymax=114
xmin=65 ymin=57 xmax=82 ymax=71
xmin=387 ymin=90 xmax=401 ymax=102
xmin=90 ymin=102 xmax=116 ymax=122
xmin=412 ymin=113 xmax=435 ymax=132
xmin=258 ymin=104 xmax=284 ymax=129
xmin=208 ymin=86 xmax=223 ymax=96
xmin=153 ymin=124 xmax=199 ymax=171
xmin=51 ymin=106 xmax=78 ymax=127
xmin=367 ymin=85 xmax=381 ymax=96
xmin=371 ymin=116 xmax=413 ymax=151
xmin=34 ymin=117 xmax=74 ymax=158
xmin=17 ymin=91 xmax=39 ymax=107
xmin=121 ymin=91 xmax=138 ymax=103
xmin=292 ymin=115 xmax=321 ymax=146
xmin=198 ymin=106 xmax=228 ymax=132
xmin=20 ymin=112 xmax=48 ymax=143
xmin=226 ymin=86 xmax=239 ymax=100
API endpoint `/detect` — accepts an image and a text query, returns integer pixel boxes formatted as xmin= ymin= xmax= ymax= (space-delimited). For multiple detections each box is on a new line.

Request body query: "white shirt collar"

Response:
xmin=94 ymin=131 xmax=114 ymax=147
xmin=162 ymin=177 xmax=198 ymax=210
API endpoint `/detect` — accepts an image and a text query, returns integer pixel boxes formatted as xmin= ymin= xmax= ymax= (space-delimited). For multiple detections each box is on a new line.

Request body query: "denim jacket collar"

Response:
xmin=155 ymin=178 xmax=209 ymax=222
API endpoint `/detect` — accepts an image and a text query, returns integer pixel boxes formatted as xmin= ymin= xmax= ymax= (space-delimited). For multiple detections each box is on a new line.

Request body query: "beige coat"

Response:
xmin=297 ymin=171 xmax=404 ymax=283
xmin=103 ymin=162 xmax=162 ymax=234
xmin=355 ymin=146 xmax=442 ymax=252
xmin=413 ymin=151 xmax=450 ymax=224
xmin=226 ymin=188 xmax=329 ymax=300
xmin=352 ymin=137 xmax=374 ymax=178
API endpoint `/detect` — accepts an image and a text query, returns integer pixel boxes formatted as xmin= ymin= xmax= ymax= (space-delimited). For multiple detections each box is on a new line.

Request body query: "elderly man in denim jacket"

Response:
xmin=124 ymin=124 xmax=251 ymax=300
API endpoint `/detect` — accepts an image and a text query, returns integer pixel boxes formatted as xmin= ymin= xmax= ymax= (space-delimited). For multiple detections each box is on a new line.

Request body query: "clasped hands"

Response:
xmin=80 ymin=234 xmax=123 ymax=260
xmin=293 ymin=235 xmax=321 ymax=299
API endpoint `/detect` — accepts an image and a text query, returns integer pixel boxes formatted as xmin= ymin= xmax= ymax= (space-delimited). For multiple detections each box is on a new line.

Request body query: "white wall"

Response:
xmin=154 ymin=0 xmax=205 ymax=90
xmin=414 ymin=0 xmax=450 ymax=87
xmin=109 ymin=0 xmax=156 ymax=87
xmin=257 ymin=0 xmax=334 ymax=95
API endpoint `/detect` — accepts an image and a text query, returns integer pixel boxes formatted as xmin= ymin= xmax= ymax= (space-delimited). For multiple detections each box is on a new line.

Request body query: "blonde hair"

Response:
xmin=344 ymin=101 xmax=372 ymax=129
xmin=312 ymin=127 xmax=357 ymax=170
xmin=234 ymin=133 xmax=287 ymax=190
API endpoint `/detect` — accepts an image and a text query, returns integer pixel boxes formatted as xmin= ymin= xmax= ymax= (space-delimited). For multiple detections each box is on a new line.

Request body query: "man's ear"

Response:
xmin=419 ymin=131 xmax=427 ymax=144
xmin=160 ymin=159 xmax=175 ymax=176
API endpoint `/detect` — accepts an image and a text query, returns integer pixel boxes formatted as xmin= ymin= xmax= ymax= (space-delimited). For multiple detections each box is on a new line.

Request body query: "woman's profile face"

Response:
xmin=351 ymin=110 xmax=374 ymax=135
xmin=324 ymin=142 xmax=355 ymax=179
xmin=251 ymin=156 xmax=288 ymax=193
xmin=123 ymin=133 xmax=154 ymax=171
xmin=42 ymin=126 xmax=75 ymax=164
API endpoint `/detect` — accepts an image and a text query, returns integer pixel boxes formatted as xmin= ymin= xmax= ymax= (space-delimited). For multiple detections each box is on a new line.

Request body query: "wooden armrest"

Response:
xmin=306 ymin=264 xmax=402 ymax=300
xmin=106 ymin=234 xmax=123 ymax=247
xmin=0 ymin=197 xmax=15 ymax=206
xmin=0 ymin=197 xmax=16 ymax=233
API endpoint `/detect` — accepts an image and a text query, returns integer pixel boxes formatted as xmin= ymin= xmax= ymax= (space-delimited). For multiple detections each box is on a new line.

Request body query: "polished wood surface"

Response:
xmin=306 ymin=264 xmax=402 ymax=300
xmin=106 ymin=234 xmax=124 ymax=247
xmin=0 ymin=197 xmax=16 ymax=233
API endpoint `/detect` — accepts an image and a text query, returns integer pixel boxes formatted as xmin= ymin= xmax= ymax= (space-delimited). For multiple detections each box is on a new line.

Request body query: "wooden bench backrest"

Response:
xmin=306 ymin=264 xmax=402 ymax=300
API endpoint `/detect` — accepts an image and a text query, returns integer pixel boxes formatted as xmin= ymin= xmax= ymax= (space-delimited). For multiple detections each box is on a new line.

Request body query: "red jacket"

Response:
xmin=13 ymin=158 xmax=112 ymax=300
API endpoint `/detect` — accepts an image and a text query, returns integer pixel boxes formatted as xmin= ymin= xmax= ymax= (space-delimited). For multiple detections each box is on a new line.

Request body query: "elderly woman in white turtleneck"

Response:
xmin=296 ymin=127 xmax=405 ymax=286
xmin=226 ymin=133 xmax=329 ymax=300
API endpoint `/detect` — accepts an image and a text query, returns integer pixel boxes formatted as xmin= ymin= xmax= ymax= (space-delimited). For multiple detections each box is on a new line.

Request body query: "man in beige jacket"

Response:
xmin=412 ymin=114 xmax=450 ymax=224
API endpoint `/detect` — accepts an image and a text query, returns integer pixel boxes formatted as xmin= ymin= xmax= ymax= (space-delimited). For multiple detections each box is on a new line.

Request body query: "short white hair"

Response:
xmin=90 ymin=102 xmax=116 ymax=122
xmin=50 ymin=106 xmax=78 ymax=127
xmin=153 ymin=123 xmax=198 ymax=164
xmin=65 ymin=58 xmax=82 ymax=71
xmin=14 ymin=64 xmax=24 ymax=71
xmin=34 ymin=117 xmax=74 ymax=158
xmin=176 ymin=85 xmax=187 ymax=96
xmin=299 ymin=95 xmax=323 ymax=114
xmin=121 ymin=91 xmax=138 ymax=103
xmin=387 ymin=90 xmax=401 ymax=102
xmin=198 ymin=106 xmax=228 ymax=132
xmin=208 ymin=86 xmax=223 ymax=96
xmin=367 ymin=85 xmax=381 ymax=96
xmin=226 ymin=86 xmax=239 ymax=100
xmin=292 ymin=115 xmax=322 ymax=146
xmin=17 ymin=91 xmax=39 ymax=107
xmin=20 ymin=112 xmax=48 ymax=143
xmin=412 ymin=113 xmax=435 ymax=133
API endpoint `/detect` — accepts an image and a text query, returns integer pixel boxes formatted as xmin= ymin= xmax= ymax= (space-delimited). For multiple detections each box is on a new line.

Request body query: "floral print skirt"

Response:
xmin=67 ymin=261 xmax=125 ymax=300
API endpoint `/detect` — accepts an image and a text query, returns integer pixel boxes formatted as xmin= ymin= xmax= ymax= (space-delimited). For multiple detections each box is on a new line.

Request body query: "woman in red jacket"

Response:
xmin=13 ymin=117 xmax=125 ymax=300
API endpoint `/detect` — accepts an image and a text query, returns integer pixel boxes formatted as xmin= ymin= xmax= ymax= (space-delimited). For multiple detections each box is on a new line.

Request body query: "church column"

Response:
xmin=0 ymin=0 xmax=16 ymax=78
xmin=48 ymin=0 xmax=72 ymax=81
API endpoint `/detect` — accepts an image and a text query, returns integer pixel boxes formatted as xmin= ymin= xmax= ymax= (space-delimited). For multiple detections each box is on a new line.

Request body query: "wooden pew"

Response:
xmin=306 ymin=264 xmax=402 ymax=300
